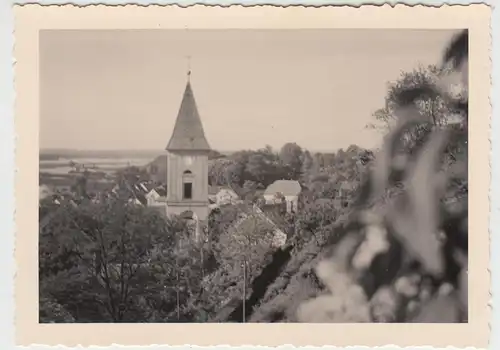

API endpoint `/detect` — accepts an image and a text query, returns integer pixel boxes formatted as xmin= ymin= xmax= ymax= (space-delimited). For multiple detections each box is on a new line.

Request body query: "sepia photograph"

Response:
xmin=13 ymin=3 xmax=491 ymax=348
xmin=37 ymin=27 xmax=469 ymax=324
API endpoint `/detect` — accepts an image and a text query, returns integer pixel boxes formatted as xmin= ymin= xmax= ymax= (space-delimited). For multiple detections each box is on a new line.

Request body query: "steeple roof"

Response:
xmin=166 ymin=80 xmax=211 ymax=152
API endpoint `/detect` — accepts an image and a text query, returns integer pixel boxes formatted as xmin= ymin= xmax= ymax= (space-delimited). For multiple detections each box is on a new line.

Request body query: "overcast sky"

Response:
xmin=40 ymin=29 xmax=456 ymax=152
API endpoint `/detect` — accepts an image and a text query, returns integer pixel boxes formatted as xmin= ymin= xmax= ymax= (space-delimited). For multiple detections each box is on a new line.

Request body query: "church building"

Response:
xmin=165 ymin=74 xmax=211 ymax=221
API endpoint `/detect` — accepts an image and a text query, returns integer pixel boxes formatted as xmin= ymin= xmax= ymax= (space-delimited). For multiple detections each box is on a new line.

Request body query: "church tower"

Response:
xmin=165 ymin=73 xmax=211 ymax=221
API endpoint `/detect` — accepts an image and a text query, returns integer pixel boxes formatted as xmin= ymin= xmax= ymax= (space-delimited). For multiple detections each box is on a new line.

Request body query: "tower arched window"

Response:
xmin=182 ymin=170 xmax=194 ymax=199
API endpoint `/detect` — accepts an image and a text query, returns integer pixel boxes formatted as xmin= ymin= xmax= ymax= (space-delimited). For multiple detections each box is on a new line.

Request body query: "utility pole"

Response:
xmin=176 ymin=270 xmax=180 ymax=321
xmin=242 ymin=258 xmax=246 ymax=323
xmin=201 ymin=244 xmax=205 ymax=280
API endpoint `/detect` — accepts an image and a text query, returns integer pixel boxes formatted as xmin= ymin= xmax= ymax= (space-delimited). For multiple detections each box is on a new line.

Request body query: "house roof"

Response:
xmin=264 ymin=180 xmax=302 ymax=197
xmin=208 ymin=185 xmax=220 ymax=195
xmin=208 ymin=185 xmax=239 ymax=197
xmin=221 ymin=187 xmax=238 ymax=195
xmin=139 ymin=183 xmax=149 ymax=193
xmin=166 ymin=80 xmax=211 ymax=152
xmin=227 ymin=205 xmax=287 ymax=252
xmin=180 ymin=210 xmax=194 ymax=220
xmin=135 ymin=193 xmax=148 ymax=206
xmin=154 ymin=186 xmax=167 ymax=197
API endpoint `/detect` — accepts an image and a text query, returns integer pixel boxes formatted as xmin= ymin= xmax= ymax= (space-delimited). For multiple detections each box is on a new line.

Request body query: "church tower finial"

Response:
xmin=186 ymin=55 xmax=192 ymax=81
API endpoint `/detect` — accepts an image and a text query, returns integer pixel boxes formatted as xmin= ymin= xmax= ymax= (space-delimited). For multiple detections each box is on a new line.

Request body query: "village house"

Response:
xmin=110 ymin=179 xmax=166 ymax=208
xmin=128 ymin=181 xmax=169 ymax=210
xmin=335 ymin=181 xmax=357 ymax=208
xmin=39 ymin=184 xmax=54 ymax=201
xmin=144 ymin=186 xmax=168 ymax=214
xmin=145 ymin=186 xmax=167 ymax=207
xmin=252 ymin=205 xmax=287 ymax=248
xmin=128 ymin=197 xmax=144 ymax=206
xmin=228 ymin=203 xmax=288 ymax=250
xmin=145 ymin=187 xmax=160 ymax=205
xmin=263 ymin=180 xmax=302 ymax=214
xmin=208 ymin=186 xmax=240 ymax=206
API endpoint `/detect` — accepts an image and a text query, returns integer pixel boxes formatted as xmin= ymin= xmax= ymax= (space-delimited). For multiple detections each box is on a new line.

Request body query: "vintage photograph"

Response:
xmin=12 ymin=3 xmax=492 ymax=347
xmin=37 ymin=27 xmax=469 ymax=324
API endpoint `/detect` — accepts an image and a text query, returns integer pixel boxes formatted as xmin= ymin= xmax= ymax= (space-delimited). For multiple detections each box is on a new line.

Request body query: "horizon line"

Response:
xmin=39 ymin=146 xmax=354 ymax=154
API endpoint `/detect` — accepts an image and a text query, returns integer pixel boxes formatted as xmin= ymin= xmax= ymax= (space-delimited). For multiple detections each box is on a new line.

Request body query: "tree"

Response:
xmin=246 ymin=153 xmax=272 ymax=185
xmin=225 ymin=159 xmax=245 ymax=187
xmin=70 ymin=170 xmax=89 ymax=198
xmin=246 ymin=149 xmax=286 ymax=186
xmin=208 ymin=149 xmax=225 ymax=160
xmin=279 ymin=142 xmax=303 ymax=179
xmin=207 ymin=204 xmax=241 ymax=249
xmin=117 ymin=165 xmax=150 ymax=185
xmin=39 ymin=296 xmax=76 ymax=323
xmin=296 ymin=198 xmax=339 ymax=241
xmin=213 ymin=213 xmax=276 ymax=318
xmin=208 ymin=158 xmax=234 ymax=186
xmin=166 ymin=232 xmax=211 ymax=321
xmin=250 ymin=30 xmax=469 ymax=324
xmin=183 ymin=209 xmax=279 ymax=322
xmin=216 ymin=215 xmax=274 ymax=273
xmin=300 ymin=150 xmax=314 ymax=183
xmin=366 ymin=64 xmax=467 ymax=157
xmin=296 ymin=30 xmax=470 ymax=323
xmin=241 ymin=180 xmax=260 ymax=201
xmin=368 ymin=65 xmax=441 ymax=131
xmin=222 ymin=148 xmax=291 ymax=190
xmin=39 ymin=194 xmax=189 ymax=322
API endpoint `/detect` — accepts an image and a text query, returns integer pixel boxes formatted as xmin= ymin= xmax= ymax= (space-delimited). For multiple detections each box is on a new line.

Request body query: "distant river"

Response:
xmin=39 ymin=157 xmax=151 ymax=175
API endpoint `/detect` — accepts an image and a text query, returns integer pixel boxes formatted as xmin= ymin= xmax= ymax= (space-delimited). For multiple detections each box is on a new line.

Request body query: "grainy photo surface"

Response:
xmin=38 ymin=27 xmax=469 ymax=324
xmin=14 ymin=4 xmax=491 ymax=348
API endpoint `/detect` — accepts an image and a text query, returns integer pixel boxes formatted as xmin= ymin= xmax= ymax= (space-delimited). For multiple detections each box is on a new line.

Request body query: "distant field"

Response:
xmin=39 ymin=154 xmax=154 ymax=193
xmin=38 ymin=149 xmax=229 ymax=184
xmin=39 ymin=157 xmax=152 ymax=175
xmin=40 ymin=149 xmax=162 ymax=160
xmin=39 ymin=150 xmax=162 ymax=193
xmin=40 ymin=173 xmax=115 ymax=193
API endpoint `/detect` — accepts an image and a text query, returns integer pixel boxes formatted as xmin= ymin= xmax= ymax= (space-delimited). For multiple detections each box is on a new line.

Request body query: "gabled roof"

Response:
xmin=166 ymin=80 xmax=211 ymax=152
xmin=145 ymin=185 xmax=167 ymax=198
xmin=208 ymin=185 xmax=239 ymax=197
xmin=264 ymin=180 xmax=302 ymax=197
xmin=208 ymin=185 xmax=221 ymax=195
xmin=219 ymin=187 xmax=239 ymax=196
xmin=135 ymin=193 xmax=148 ymax=206
xmin=180 ymin=210 xmax=194 ymax=220
xmin=155 ymin=186 xmax=167 ymax=197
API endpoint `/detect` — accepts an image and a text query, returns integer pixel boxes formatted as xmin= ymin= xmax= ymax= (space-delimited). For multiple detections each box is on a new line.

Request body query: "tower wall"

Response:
xmin=166 ymin=150 xmax=209 ymax=220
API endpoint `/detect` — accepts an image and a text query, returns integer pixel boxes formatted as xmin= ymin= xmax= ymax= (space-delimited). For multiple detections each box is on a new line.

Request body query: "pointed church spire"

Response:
xmin=166 ymin=75 xmax=211 ymax=152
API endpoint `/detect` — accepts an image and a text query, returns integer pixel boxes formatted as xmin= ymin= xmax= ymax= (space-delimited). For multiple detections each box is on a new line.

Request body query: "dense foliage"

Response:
xmin=40 ymin=30 xmax=468 ymax=324
xmin=251 ymin=29 xmax=469 ymax=323
xmin=39 ymin=190 xmax=210 ymax=322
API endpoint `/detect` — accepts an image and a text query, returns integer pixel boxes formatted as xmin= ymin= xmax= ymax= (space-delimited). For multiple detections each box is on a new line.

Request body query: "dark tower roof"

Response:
xmin=166 ymin=79 xmax=211 ymax=152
